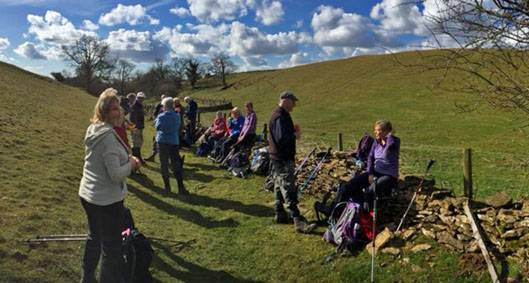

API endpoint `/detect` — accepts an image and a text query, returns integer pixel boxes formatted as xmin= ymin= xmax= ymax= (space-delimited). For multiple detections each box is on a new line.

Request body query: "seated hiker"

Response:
xmin=317 ymin=120 xmax=400 ymax=216
xmin=204 ymin=111 xmax=228 ymax=145
xmin=216 ymin=107 xmax=245 ymax=162
xmin=235 ymin=101 xmax=257 ymax=150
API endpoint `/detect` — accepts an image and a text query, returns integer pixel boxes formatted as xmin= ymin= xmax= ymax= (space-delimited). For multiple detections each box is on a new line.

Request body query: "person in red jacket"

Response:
xmin=205 ymin=111 xmax=228 ymax=145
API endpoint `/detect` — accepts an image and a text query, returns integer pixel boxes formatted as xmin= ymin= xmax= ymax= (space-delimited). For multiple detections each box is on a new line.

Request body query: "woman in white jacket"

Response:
xmin=78 ymin=88 xmax=141 ymax=283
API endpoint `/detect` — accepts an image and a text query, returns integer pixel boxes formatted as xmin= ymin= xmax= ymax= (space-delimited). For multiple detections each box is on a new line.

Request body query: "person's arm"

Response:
xmin=273 ymin=117 xmax=295 ymax=148
xmin=102 ymin=136 xmax=133 ymax=183
xmin=366 ymin=141 xmax=376 ymax=176
xmin=155 ymin=115 xmax=163 ymax=131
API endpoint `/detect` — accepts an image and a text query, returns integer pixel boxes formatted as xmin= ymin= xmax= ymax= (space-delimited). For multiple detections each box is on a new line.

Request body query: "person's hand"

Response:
xmin=130 ymin=156 xmax=141 ymax=170
xmin=368 ymin=174 xmax=374 ymax=184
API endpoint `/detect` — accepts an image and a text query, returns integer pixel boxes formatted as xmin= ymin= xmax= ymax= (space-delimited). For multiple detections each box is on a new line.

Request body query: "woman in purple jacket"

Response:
xmin=318 ymin=120 xmax=400 ymax=214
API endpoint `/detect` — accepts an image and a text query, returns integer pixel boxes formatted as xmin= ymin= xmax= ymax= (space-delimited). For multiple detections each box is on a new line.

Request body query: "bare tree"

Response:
xmin=210 ymin=52 xmax=235 ymax=87
xmin=186 ymin=57 xmax=200 ymax=89
xmin=410 ymin=0 xmax=529 ymax=116
xmin=61 ymin=35 xmax=112 ymax=92
xmin=113 ymin=58 xmax=135 ymax=96
xmin=169 ymin=57 xmax=188 ymax=79
xmin=151 ymin=59 xmax=170 ymax=80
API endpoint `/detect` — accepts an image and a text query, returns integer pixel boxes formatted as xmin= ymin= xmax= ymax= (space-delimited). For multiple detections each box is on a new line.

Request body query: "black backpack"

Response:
xmin=122 ymin=207 xmax=154 ymax=283
xmin=195 ymin=142 xmax=212 ymax=157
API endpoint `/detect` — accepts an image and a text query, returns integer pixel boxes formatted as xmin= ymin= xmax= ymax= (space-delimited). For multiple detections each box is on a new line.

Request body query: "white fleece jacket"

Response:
xmin=79 ymin=123 xmax=131 ymax=206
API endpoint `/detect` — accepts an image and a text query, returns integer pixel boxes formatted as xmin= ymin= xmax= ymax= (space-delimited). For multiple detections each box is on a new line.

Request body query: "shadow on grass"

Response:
xmin=174 ymin=194 xmax=274 ymax=218
xmin=152 ymin=242 xmax=263 ymax=283
xmin=128 ymin=184 xmax=238 ymax=229
xmin=184 ymin=161 xmax=220 ymax=171
xmin=142 ymin=163 xmax=215 ymax=183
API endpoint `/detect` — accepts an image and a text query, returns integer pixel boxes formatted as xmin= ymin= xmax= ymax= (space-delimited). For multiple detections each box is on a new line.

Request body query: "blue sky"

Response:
xmin=0 ymin=0 xmax=445 ymax=77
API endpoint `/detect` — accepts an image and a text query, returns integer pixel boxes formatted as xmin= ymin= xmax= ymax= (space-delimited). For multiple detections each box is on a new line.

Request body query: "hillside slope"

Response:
xmin=187 ymin=51 xmax=529 ymax=199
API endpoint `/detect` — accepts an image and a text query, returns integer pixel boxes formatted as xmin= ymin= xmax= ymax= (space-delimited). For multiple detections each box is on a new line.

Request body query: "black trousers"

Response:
xmin=80 ymin=198 xmax=124 ymax=283
xmin=342 ymin=172 xmax=397 ymax=208
xmin=220 ymin=135 xmax=239 ymax=159
xmin=159 ymin=142 xmax=185 ymax=190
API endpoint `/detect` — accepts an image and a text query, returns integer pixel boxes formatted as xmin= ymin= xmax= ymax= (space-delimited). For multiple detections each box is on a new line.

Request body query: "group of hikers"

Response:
xmin=77 ymin=88 xmax=400 ymax=282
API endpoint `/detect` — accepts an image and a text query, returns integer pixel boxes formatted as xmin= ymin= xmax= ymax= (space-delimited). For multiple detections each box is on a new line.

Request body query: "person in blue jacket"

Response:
xmin=155 ymin=97 xmax=189 ymax=196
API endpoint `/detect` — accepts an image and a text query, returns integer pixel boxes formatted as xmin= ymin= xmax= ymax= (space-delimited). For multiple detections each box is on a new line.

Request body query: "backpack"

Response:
xmin=250 ymin=147 xmax=270 ymax=176
xmin=121 ymin=207 xmax=153 ymax=283
xmin=122 ymin=229 xmax=154 ymax=283
xmin=209 ymin=140 xmax=223 ymax=159
xmin=195 ymin=142 xmax=211 ymax=157
xmin=356 ymin=134 xmax=375 ymax=162
xmin=323 ymin=202 xmax=362 ymax=253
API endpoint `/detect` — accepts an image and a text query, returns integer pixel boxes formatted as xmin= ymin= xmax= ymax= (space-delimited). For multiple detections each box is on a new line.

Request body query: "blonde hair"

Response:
xmin=173 ymin=97 xmax=181 ymax=106
xmin=375 ymin=120 xmax=393 ymax=133
xmin=91 ymin=88 xmax=119 ymax=124
xmin=215 ymin=111 xmax=223 ymax=118
xmin=231 ymin=107 xmax=241 ymax=116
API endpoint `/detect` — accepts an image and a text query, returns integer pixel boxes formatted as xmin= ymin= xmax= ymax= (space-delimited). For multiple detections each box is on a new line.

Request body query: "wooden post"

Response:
xmin=338 ymin=133 xmax=343 ymax=151
xmin=263 ymin=123 xmax=268 ymax=141
xmin=463 ymin=148 xmax=473 ymax=199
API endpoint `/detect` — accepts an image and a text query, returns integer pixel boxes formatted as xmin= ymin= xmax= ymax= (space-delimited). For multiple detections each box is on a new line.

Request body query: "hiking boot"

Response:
xmin=294 ymin=217 xmax=317 ymax=234
xmin=274 ymin=210 xmax=292 ymax=224
xmin=80 ymin=272 xmax=97 ymax=283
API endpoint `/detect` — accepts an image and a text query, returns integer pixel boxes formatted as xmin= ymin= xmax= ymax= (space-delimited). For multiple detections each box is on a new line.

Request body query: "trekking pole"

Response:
xmin=26 ymin=234 xmax=90 ymax=244
xmin=294 ymin=148 xmax=316 ymax=177
xmin=298 ymin=147 xmax=332 ymax=196
xmin=395 ymin=159 xmax=436 ymax=233
xmin=371 ymin=177 xmax=377 ymax=283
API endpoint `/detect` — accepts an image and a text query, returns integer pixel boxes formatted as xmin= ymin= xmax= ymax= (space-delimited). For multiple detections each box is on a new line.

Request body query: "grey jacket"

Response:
xmin=79 ymin=123 xmax=131 ymax=206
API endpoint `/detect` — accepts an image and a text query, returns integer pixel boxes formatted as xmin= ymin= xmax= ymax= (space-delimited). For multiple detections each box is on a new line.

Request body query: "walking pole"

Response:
xmin=370 ymin=177 xmax=378 ymax=283
xmin=395 ymin=159 xmax=435 ymax=233
xmin=298 ymin=147 xmax=331 ymax=196
xmin=294 ymin=148 xmax=316 ymax=176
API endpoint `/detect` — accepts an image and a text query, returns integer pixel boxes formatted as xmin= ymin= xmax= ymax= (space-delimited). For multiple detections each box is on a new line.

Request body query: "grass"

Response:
xmin=1 ymin=50 xmax=526 ymax=282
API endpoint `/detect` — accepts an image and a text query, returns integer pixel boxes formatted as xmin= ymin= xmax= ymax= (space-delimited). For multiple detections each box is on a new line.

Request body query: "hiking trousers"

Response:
xmin=159 ymin=142 xmax=185 ymax=191
xmin=80 ymin=198 xmax=124 ymax=283
xmin=343 ymin=172 xmax=397 ymax=209
xmin=131 ymin=129 xmax=143 ymax=149
xmin=271 ymin=159 xmax=301 ymax=218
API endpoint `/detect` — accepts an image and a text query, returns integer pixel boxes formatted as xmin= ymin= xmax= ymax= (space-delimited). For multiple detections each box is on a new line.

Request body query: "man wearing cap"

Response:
xmin=155 ymin=97 xmax=188 ymax=196
xmin=268 ymin=91 xmax=317 ymax=233
xmin=130 ymin=92 xmax=146 ymax=163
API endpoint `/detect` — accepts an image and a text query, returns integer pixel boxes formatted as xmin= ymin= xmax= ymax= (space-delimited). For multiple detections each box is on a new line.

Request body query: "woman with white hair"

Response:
xmin=155 ymin=97 xmax=189 ymax=196
xmin=78 ymin=88 xmax=141 ymax=283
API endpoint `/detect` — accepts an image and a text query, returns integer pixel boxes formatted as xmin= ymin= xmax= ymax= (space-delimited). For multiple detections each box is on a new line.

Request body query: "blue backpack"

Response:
xmin=323 ymin=202 xmax=362 ymax=253
xmin=250 ymin=147 xmax=270 ymax=176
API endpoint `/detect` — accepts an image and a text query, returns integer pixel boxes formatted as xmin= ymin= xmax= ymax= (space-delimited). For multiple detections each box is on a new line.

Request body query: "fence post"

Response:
xmin=263 ymin=123 xmax=268 ymax=141
xmin=463 ymin=148 xmax=473 ymax=199
xmin=338 ymin=133 xmax=343 ymax=151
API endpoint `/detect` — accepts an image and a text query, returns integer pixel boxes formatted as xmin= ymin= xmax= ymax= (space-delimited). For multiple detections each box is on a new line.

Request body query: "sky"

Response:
xmin=0 ymin=0 xmax=450 ymax=77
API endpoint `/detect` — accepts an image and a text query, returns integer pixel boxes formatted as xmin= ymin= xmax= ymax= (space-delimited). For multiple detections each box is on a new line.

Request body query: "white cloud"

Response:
xmin=105 ymin=29 xmax=170 ymax=63
xmin=369 ymin=0 xmax=428 ymax=47
xmin=187 ymin=0 xmax=250 ymax=22
xmin=228 ymin=21 xmax=308 ymax=56
xmin=277 ymin=52 xmax=312 ymax=69
xmin=14 ymin=42 xmax=47 ymax=60
xmin=81 ymin=20 xmax=99 ymax=31
xmin=294 ymin=20 xmax=303 ymax=29
xmin=98 ymin=4 xmax=160 ymax=26
xmin=239 ymin=56 xmax=271 ymax=71
xmin=27 ymin=10 xmax=97 ymax=45
xmin=154 ymin=23 xmax=229 ymax=56
xmin=0 ymin=37 xmax=9 ymax=49
xmin=311 ymin=5 xmax=374 ymax=55
xmin=170 ymin=7 xmax=191 ymax=17
xmin=255 ymin=0 xmax=283 ymax=25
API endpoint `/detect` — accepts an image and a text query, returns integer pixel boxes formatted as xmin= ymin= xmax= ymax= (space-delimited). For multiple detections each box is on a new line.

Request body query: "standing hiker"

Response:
xmin=174 ymin=97 xmax=186 ymax=142
xmin=130 ymin=92 xmax=146 ymax=163
xmin=155 ymin=97 xmax=189 ymax=196
xmin=318 ymin=120 xmax=400 ymax=215
xmin=269 ymin=91 xmax=317 ymax=233
xmin=79 ymin=88 xmax=141 ymax=283
xmin=184 ymin=96 xmax=198 ymax=144
xmin=145 ymin=94 xmax=166 ymax=162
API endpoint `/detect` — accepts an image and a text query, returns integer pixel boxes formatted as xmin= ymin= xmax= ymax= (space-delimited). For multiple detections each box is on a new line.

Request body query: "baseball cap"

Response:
xmin=137 ymin=92 xmax=145 ymax=98
xmin=279 ymin=91 xmax=298 ymax=101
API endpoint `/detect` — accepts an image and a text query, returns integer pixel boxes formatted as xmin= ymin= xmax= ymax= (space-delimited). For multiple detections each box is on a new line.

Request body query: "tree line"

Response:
xmin=52 ymin=35 xmax=236 ymax=98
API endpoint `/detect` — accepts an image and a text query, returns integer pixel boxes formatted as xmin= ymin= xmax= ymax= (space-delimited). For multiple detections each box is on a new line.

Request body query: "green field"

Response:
xmin=1 ymin=51 xmax=527 ymax=282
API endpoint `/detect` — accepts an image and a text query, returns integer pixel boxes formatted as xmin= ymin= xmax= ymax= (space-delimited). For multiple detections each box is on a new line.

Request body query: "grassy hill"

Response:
xmin=1 ymin=50 xmax=527 ymax=282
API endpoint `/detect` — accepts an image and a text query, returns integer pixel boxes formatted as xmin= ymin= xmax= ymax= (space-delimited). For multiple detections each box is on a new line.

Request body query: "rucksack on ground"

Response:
xmin=323 ymin=202 xmax=362 ymax=253
xmin=195 ymin=142 xmax=212 ymax=157
xmin=121 ymin=207 xmax=153 ymax=283
xmin=250 ymin=147 xmax=270 ymax=176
